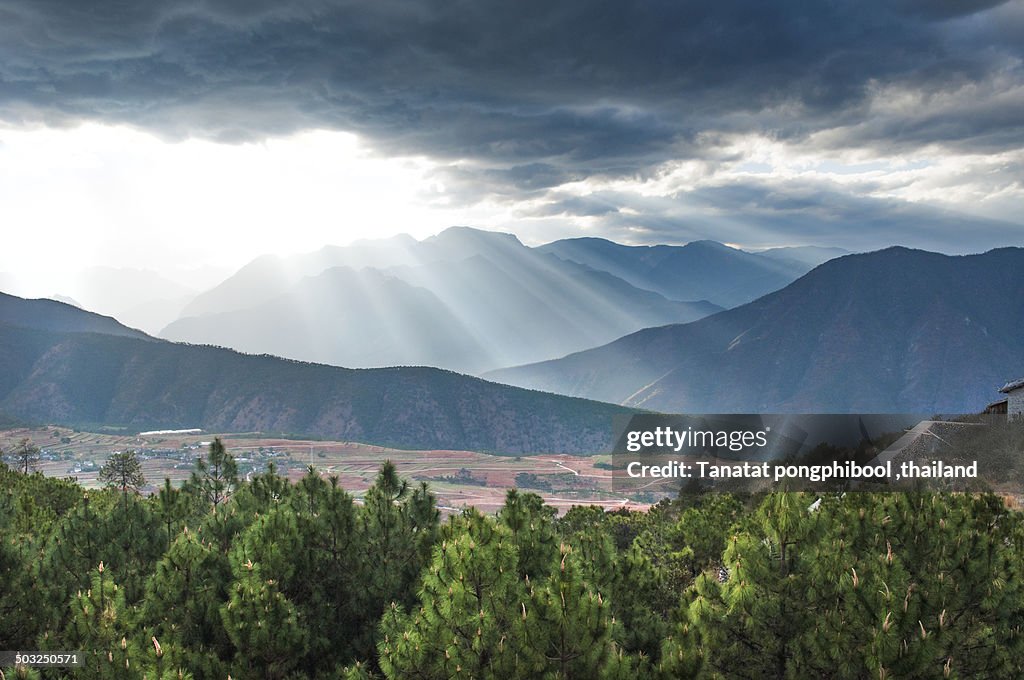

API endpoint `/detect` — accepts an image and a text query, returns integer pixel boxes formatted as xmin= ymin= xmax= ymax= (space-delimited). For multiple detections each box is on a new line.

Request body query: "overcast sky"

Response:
xmin=1 ymin=0 xmax=1023 ymax=294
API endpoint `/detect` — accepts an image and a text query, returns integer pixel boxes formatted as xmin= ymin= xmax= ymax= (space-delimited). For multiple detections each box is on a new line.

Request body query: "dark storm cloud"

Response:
xmin=433 ymin=164 xmax=587 ymax=200
xmin=1 ymin=0 xmax=1022 ymax=249
xmin=522 ymin=178 xmax=1023 ymax=254
xmin=896 ymin=0 xmax=1009 ymax=20
xmin=1 ymin=0 xmax=1020 ymax=157
xmin=530 ymin=194 xmax=621 ymax=218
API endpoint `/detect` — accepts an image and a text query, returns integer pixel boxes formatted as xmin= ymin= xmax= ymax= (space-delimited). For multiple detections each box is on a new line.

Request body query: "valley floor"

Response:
xmin=0 ymin=425 xmax=651 ymax=513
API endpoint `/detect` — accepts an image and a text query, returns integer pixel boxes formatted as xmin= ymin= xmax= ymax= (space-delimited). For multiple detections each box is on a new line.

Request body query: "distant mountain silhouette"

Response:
xmin=0 ymin=296 xmax=634 ymax=453
xmin=756 ymin=245 xmax=850 ymax=268
xmin=51 ymin=266 xmax=201 ymax=335
xmin=161 ymin=267 xmax=493 ymax=372
xmin=488 ymin=247 xmax=1024 ymax=414
xmin=46 ymin=294 xmax=83 ymax=308
xmin=163 ymin=227 xmax=719 ymax=373
xmin=0 ymin=292 xmax=152 ymax=340
xmin=537 ymin=237 xmax=812 ymax=307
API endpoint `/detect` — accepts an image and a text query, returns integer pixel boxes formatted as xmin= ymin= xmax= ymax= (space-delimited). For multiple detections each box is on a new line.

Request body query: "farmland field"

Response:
xmin=0 ymin=425 xmax=651 ymax=513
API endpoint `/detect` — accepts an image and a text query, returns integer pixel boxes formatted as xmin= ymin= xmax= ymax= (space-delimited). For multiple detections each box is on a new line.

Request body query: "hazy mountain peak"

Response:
xmin=427 ymin=226 xmax=525 ymax=248
xmin=685 ymin=239 xmax=733 ymax=250
xmin=538 ymin=234 xmax=811 ymax=308
xmin=47 ymin=294 xmax=82 ymax=308
xmin=755 ymin=245 xmax=850 ymax=267
xmin=163 ymin=226 xmax=726 ymax=373
xmin=488 ymin=246 xmax=1024 ymax=414
xmin=0 ymin=292 xmax=152 ymax=341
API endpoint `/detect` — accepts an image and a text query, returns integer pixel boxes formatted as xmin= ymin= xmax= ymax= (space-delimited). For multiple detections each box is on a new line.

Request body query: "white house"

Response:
xmin=994 ymin=377 xmax=1024 ymax=419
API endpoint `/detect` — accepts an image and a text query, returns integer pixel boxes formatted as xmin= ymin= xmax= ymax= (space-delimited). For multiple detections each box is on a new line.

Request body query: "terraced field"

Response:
xmin=0 ymin=426 xmax=649 ymax=514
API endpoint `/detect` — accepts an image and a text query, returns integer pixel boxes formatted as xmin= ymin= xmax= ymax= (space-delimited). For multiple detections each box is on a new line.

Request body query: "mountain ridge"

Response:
xmin=0 ymin=296 xmax=637 ymax=453
xmin=536 ymin=235 xmax=813 ymax=307
xmin=0 ymin=292 xmax=154 ymax=341
xmin=487 ymin=246 xmax=1024 ymax=414
xmin=163 ymin=227 xmax=722 ymax=373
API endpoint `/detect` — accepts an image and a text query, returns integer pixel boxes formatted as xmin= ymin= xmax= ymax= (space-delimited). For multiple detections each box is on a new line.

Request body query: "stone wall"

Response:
xmin=1009 ymin=388 xmax=1024 ymax=418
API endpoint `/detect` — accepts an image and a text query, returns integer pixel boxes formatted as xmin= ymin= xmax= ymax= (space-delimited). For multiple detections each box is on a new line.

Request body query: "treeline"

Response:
xmin=2 ymin=441 xmax=1024 ymax=679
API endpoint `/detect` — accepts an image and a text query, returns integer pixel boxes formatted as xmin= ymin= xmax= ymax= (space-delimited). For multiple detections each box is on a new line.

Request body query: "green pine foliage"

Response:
xmin=522 ymin=543 xmax=618 ymax=679
xmin=99 ymin=450 xmax=147 ymax=511
xmin=4 ymin=445 xmax=1024 ymax=680
xmin=378 ymin=511 xmax=531 ymax=679
xmin=156 ymin=478 xmax=190 ymax=552
xmin=219 ymin=554 xmax=308 ymax=679
xmin=59 ymin=562 xmax=134 ymax=679
xmin=356 ymin=461 xmax=441 ymax=661
xmin=188 ymin=438 xmax=239 ymax=509
xmin=669 ymin=491 xmax=1024 ymax=679
xmin=286 ymin=472 xmax=365 ymax=670
xmin=499 ymin=488 xmax=559 ymax=581
xmin=141 ymin=528 xmax=233 ymax=678
xmin=0 ymin=468 xmax=50 ymax=647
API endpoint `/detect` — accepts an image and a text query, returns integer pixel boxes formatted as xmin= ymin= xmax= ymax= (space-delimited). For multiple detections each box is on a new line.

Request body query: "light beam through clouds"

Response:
xmin=0 ymin=0 xmax=1022 ymax=300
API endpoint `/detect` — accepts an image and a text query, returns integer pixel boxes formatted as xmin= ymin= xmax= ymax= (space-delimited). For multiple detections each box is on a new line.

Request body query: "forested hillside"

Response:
xmin=0 ymin=320 xmax=633 ymax=454
xmin=3 ymin=440 xmax=1023 ymax=679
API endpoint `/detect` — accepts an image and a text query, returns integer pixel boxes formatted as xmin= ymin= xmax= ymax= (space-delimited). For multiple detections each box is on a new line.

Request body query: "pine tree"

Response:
xmin=156 ymin=479 xmax=188 ymax=552
xmin=11 ymin=438 xmax=40 ymax=475
xmin=522 ymin=543 xmax=617 ymax=679
xmin=610 ymin=541 xmax=667 ymax=663
xmin=499 ymin=489 xmax=559 ymax=581
xmin=364 ymin=458 xmax=432 ymax=606
xmin=188 ymin=441 xmax=247 ymax=558
xmin=110 ymin=493 xmax=167 ymax=604
xmin=38 ymin=490 xmax=110 ymax=629
xmin=59 ymin=562 xmax=136 ymax=679
xmin=678 ymin=491 xmax=821 ymax=679
xmin=378 ymin=512 xmax=533 ymax=679
xmin=0 ymin=462 xmax=80 ymax=538
xmin=0 ymin=477 xmax=47 ymax=648
xmin=234 ymin=461 xmax=291 ymax=518
xmin=669 ymin=493 xmax=743 ymax=579
xmin=406 ymin=481 xmax=441 ymax=574
xmin=232 ymin=506 xmax=303 ymax=595
xmin=53 ymin=559 xmax=193 ymax=680
xmin=362 ymin=461 xmax=409 ymax=609
xmin=199 ymin=502 xmax=249 ymax=556
xmin=798 ymin=492 xmax=1024 ymax=678
xmin=668 ymin=491 xmax=1024 ymax=678
xmin=99 ymin=450 xmax=146 ymax=513
xmin=359 ymin=461 xmax=439 ymax=659
xmin=141 ymin=528 xmax=233 ymax=678
xmin=190 ymin=438 xmax=238 ymax=508
xmin=564 ymin=521 xmax=617 ymax=594
xmin=220 ymin=554 xmax=308 ymax=679
xmin=290 ymin=471 xmax=365 ymax=670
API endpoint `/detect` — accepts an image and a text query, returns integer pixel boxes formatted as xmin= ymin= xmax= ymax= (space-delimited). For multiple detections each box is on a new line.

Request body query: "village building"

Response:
xmin=986 ymin=377 xmax=1024 ymax=419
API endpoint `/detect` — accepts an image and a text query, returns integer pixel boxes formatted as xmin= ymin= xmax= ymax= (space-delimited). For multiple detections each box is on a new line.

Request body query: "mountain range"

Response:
xmin=487 ymin=247 xmax=1024 ymax=414
xmin=0 ymin=293 xmax=633 ymax=454
xmin=160 ymin=227 xmax=756 ymax=373
xmin=3 ymin=239 xmax=1020 ymax=452
xmin=536 ymin=238 xmax=823 ymax=308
